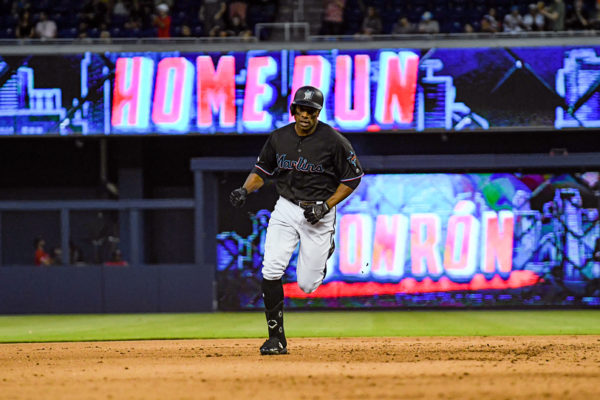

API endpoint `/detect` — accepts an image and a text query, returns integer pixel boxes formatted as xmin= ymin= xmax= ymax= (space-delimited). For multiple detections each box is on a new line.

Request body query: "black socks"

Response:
xmin=262 ymin=278 xmax=286 ymax=347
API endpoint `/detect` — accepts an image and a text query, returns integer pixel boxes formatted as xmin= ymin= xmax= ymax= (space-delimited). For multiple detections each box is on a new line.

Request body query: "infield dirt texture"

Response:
xmin=1 ymin=336 xmax=599 ymax=399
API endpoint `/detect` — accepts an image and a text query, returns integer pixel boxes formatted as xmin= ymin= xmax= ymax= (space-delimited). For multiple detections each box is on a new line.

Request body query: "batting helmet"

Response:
xmin=290 ymin=86 xmax=324 ymax=114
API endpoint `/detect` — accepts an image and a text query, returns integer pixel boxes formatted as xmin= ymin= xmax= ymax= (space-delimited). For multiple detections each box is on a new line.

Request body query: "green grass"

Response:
xmin=0 ymin=310 xmax=598 ymax=343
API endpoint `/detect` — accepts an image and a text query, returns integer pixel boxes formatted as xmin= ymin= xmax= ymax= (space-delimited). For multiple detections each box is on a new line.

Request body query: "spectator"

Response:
xmin=592 ymin=0 xmax=600 ymax=29
xmin=523 ymin=3 xmax=546 ymax=31
xmin=463 ymin=23 xmax=475 ymax=33
xmin=99 ymin=23 xmax=111 ymax=42
xmin=80 ymin=0 xmax=110 ymax=30
xmin=503 ymin=5 xmax=526 ymax=32
xmin=180 ymin=23 xmax=192 ymax=37
xmin=104 ymin=249 xmax=128 ymax=266
xmin=540 ymin=0 xmax=565 ymax=31
xmin=77 ymin=21 xmax=90 ymax=39
xmin=15 ymin=10 xmax=35 ymax=39
xmin=566 ymin=0 xmax=590 ymax=30
xmin=321 ymin=0 xmax=345 ymax=35
xmin=125 ymin=1 xmax=144 ymax=31
xmin=228 ymin=0 xmax=248 ymax=25
xmin=153 ymin=3 xmax=171 ymax=37
xmin=70 ymin=241 xmax=85 ymax=265
xmin=481 ymin=8 xmax=499 ymax=33
xmin=11 ymin=0 xmax=31 ymax=15
xmin=113 ymin=0 xmax=130 ymax=17
xmin=226 ymin=13 xmax=251 ymax=37
xmin=33 ymin=237 xmax=51 ymax=266
xmin=360 ymin=6 xmax=382 ymax=36
xmin=153 ymin=0 xmax=173 ymax=8
xmin=417 ymin=11 xmax=439 ymax=34
xmin=392 ymin=16 xmax=415 ymax=34
xmin=50 ymin=247 xmax=62 ymax=266
xmin=35 ymin=11 xmax=57 ymax=39
xmin=199 ymin=0 xmax=226 ymax=37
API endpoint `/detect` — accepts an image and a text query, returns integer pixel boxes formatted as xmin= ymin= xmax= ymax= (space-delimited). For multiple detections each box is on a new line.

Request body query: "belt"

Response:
xmin=285 ymin=197 xmax=323 ymax=208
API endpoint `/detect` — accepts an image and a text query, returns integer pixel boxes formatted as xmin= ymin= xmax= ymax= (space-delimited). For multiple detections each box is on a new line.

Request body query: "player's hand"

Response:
xmin=229 ymin=187 xmax=248 ymax=208
xmin=304 ymin=203 xmax=330 ymax=225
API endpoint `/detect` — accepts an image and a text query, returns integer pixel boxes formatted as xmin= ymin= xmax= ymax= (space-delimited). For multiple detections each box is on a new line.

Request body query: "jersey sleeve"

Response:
xmin=251 ymin=134 xmax=277 ymax=180
xmin=334 ymin=136 xmax=364 ymax=190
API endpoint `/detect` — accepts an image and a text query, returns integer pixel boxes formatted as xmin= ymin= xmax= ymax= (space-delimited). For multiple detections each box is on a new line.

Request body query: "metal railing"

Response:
xmin=0 ymin=30 xmax=599 ymax=53
xmin=0 ymin=199 xmax=195 ymax=267
xmin=254 ymin=22 xmax=310 ymax=41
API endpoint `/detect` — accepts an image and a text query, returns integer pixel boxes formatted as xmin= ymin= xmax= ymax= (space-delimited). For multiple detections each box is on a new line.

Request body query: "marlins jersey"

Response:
xmin=252 ymin=121 xmax=363 ymax=202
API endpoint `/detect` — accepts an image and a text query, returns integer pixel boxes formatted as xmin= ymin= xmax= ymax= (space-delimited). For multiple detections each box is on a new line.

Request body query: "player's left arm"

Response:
xmin=329 ymin=136 xmax=363 ymax=208
xmin=304 ymin=137 xmax=363 ymax=224
xmin=325 ymin=182 xmax=355 ymax=209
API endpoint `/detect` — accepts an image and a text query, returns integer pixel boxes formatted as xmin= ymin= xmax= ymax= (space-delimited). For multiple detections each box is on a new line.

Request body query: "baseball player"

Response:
xmin=229 ymin=86 xmax=363 ymax=355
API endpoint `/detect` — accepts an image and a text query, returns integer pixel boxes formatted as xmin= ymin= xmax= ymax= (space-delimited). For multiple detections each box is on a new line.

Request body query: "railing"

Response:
xmin=254 ymin=22 xmax=310 ymax=41
xmin=0 ymin=30 xmax=598 ymax=54
xmin=0 ymin=199 xmax=195 ymax=266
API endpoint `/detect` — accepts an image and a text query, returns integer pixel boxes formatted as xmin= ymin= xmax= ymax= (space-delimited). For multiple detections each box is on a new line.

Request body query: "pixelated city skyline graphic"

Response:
xmin=0 ymin=46 xmax=599 ymax=135
xmin=217 ymin=173 xmax=600 ymax=309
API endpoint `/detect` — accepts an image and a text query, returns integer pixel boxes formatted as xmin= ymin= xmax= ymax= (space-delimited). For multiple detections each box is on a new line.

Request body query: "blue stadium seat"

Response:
xmin=0 ymin=27 xmax=14 ymax=38
xmin=192 ymin=25 xmax=203 ymax=37
xmin=141 ymin=28 xmax=157 ymax=37
xmin=57 ymin=27 xmax=78 ymax=38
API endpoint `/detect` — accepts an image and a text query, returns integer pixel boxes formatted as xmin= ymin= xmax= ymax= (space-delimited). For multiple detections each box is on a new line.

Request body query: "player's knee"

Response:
xmin=262 ymin=267 xmax=284 ymax=281
xmin=297 ymin=278 xmax=320 ymax=294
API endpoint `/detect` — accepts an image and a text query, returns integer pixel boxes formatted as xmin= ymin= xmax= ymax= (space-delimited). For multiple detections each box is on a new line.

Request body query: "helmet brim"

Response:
xmin=291 ymin=100 xmax=322 ymax=110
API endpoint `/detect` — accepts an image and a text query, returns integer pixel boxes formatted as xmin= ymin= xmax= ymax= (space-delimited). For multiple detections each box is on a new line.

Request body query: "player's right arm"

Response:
xmin=241 ymin=172 xmax=264 ymax=193
xmin=230 ymin=134 xmax=277 ymax=208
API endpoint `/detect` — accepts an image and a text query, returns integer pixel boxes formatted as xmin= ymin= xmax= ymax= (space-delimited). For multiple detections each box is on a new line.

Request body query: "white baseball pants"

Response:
xmin=262 ymin=196 xmax=335 ymax=293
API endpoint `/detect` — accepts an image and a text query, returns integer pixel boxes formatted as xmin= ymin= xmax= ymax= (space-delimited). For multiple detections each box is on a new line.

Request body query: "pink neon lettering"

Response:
xmin=372 ymin=214 xmax=407 ymax=277
xmin=410 ymin=214 xmax=443 ymax=277
xmin=481 ymin=211 xmax=514 ymax=274
xmin=376 ymin=52 xmax=419 ymax=125
xmin=152 ymin=58 xmax=190 ymax=125
xmin=196 ymin=55 xmax=236 ymax=128
xmin=339 ymin=214 xmax=366 ymax=275
xmin=443 ymin=215 xmax=479 ymax=278
xmin=242 ymin=56 xmax=276 ymax=130
xmin=112 ymin=57 xmax=152 ymax=127
xmin=334 ymin=55 xmax=370 ymax=129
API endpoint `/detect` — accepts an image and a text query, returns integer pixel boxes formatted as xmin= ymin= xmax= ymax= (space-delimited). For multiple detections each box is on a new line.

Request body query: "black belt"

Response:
xmin=285 ymin=197 xmax=323 ymax=208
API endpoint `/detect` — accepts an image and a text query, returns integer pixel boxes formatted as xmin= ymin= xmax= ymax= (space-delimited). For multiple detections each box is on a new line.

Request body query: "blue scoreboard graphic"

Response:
xmin=1 ymin=46 xmax=600 ymax=135
xmin=217 ymin=172 xmax=600 ymax=310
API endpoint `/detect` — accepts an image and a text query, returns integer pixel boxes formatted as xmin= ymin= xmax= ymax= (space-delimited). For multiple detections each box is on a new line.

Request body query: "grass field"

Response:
xmin=0 ymin=310 xmax=599 ymax=343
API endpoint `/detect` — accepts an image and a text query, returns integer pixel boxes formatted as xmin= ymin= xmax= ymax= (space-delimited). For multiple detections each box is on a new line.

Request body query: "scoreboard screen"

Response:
xmin=217 ymin=172 xmax=600 ymax=309
xmin=1 ymin=45 xmax=599 ymax=135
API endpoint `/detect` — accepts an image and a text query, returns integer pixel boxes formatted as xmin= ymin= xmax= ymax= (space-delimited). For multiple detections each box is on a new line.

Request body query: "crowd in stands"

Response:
xmin=0 ymin=0 xmax=599 ymax=40
xmin=0 ymin=0 xmax=277 ymax=40
xmin=327 ymin=0 xmax=600 ymax=36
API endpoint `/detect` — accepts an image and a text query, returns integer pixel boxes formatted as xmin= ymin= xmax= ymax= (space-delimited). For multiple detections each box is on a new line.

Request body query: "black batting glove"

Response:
xmin=229 ymin=187 xmax=248 ymax=208
xmin=304 ymin=202 xmax=330 ymax=225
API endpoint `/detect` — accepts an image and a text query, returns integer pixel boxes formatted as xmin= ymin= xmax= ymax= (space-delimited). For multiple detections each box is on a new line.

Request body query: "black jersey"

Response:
xmin=252 ymin=121 xmax=363 ymax=202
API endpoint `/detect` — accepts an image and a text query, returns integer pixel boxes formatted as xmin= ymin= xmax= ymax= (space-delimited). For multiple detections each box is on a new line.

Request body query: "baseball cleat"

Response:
xmin=259 ymin=337 xmax=288 ymax=355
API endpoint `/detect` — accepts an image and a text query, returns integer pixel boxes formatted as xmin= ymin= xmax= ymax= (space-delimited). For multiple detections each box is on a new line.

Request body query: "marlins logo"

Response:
xmin=347 ymin=151 xmax=360 ymax=173
xmin=303 ymin=90 xmax=314 ymax=100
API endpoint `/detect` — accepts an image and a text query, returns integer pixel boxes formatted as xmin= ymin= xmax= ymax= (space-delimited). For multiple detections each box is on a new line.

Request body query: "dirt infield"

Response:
xmin=1 ymin=336 xmax=599 ymax=400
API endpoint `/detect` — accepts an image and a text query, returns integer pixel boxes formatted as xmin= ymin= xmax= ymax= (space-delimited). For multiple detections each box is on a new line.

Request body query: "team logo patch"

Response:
xmin=347 ymin=151 xmax=358 ymax=168
xmin=303 ymin=90 xmax=314 ymax=100
xmin=347 ymin=151 xmax=360 ymax=173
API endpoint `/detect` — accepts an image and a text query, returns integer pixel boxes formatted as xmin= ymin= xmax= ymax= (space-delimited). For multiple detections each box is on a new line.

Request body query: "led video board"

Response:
xmin=1 ymin=46 xmax=600 ymax=135
xmin=217 ymin=172 xmax=600 ymax=309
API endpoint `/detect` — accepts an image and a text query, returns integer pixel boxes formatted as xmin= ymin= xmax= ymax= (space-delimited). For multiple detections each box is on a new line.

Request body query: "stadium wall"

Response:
xmin=1 ymin=36 xmax=600 ymax=312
